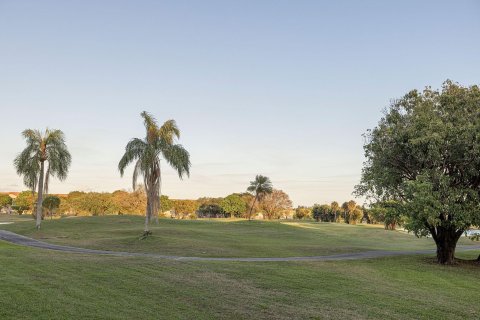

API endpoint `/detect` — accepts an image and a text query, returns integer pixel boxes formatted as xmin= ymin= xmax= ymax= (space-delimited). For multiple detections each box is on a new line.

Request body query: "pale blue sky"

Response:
xmin=1 ymin=0 xmax=479 ymax=206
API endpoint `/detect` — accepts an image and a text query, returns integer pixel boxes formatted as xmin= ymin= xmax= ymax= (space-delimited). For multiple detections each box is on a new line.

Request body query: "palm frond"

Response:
xmin=247 ymin=175 xmax=273 ymax=196
xmin=118 ymin=138 xmax=147 ymax=176
xmin=45 ymin=130 xmax=71 ymax=181
xmin=162 ymin=144 xmax=191 ymax=179
xmin=132 ymin=159 xmax=144 ymax=190
xmin=158 ymin=119 xmax=180 ymax=145
xmin=141 ymin=111 xmax=158 ymax=130
xmin=21 ymin=129 xmax=42 ymax=143
xmin=15 ymin=128 xmax=71 ymax=193
xmin=141 ymin=111 xmax=160 ymax=143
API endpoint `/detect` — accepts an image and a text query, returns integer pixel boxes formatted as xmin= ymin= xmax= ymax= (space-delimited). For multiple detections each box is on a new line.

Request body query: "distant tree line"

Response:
xmin=2 ymin=187 xmax=294 ymax=220
xmin=4 ymin=189 xmax=403 ymax=228
xmin=293 ymin=200 xmax=405 ymax=229
xmin=295 ymin=200 xmax=365 ymax=225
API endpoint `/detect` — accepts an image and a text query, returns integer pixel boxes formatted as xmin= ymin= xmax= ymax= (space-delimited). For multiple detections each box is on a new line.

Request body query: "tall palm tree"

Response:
xmin=14 ymin=129 xmax=71 ymax=229
xmin=118 ymin=111 xmax=190 ymax=236
xmin=246 ymin=175 xmax=273 ymax=221
xmin=331 ymin=201 xmax=340 ymax=222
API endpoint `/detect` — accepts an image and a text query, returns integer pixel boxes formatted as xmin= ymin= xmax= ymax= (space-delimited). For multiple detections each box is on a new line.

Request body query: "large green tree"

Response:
xmin=221 ymin=194 xmax=247 ymax=218
xmin=14 ymin=129 xmax=71 ymax=229
xmin=119 ymin=111 xmax=190 ymax=235
xmin=356 ymin=81 xmax=480 ymax=264
xmin=246 ymin=175 xmax=273 ymax=221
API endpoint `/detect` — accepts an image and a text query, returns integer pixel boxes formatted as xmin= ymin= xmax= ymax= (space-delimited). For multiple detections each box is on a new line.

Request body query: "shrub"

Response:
xmin=294 ymin=206 xmax=311 ymax=219
xmin=197 ymin=203 xmax=225 ymax=218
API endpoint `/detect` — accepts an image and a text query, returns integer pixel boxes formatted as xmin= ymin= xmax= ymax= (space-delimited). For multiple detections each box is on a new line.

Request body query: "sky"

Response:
xmin=0 ymin=0 xmax=479 ymax=206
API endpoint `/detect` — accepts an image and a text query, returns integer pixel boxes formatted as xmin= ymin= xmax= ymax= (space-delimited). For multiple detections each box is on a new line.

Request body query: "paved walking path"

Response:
xmin=1 ymin=229 xmax=480 ymax=262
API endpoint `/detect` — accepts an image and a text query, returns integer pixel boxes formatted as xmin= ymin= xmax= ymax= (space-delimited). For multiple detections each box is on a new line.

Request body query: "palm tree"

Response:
xmin=331 ymin=201 xmax=340 ymax=222
xmin=246 ymin=175 xmax=273 ymax=221
xmin=14 ymin=129 xmax=71 ymax=229
xmin=118 ymin=111 xmax=190 ymax=236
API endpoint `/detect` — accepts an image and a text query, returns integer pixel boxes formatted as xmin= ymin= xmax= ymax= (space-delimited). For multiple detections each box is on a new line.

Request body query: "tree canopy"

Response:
xmin=355 ymin=80 xmax=480 ymax=264
xmin=221 ymin=194 xmax=247 ymax=218
xmin=294 ymin=206 xmax=311 ymax=220
xmin=42 ymin=195 xmax=61 ymax=219
xmin=0 ymin=194 xmax=12 ymax=208
xmin=260 ymin=189 xmax=292 ymax=219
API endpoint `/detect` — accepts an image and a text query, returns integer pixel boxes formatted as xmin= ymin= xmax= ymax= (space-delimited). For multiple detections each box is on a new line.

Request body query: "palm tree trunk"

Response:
xmin=151 ymin=188 xmax=157 ymax=222
xmin=156 ymin=161 xmax=161 ymax=224
xmin=248 ymin=196 xmax=257 ymax=221
xmin=35 ymin=161 xmax=45 ymax=229
xmin=144 ymin=177 xmax=151 ymax=234
xmin=144 ymin=196 xmax=150 ymax=233
xmin=144 ymin=212 xmax=150 ymax=233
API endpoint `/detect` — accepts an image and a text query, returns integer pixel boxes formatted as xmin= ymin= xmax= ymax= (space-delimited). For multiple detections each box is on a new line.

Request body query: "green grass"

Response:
xmin=1 ymin=215 xmax=479 ymax=319
xmin=0 ymin=214 xmax=33 ymax=223
xmin=1 ymin=215 xmax=475 ymax=257
xmin=0 ymin=241 xmax=479 ymax=319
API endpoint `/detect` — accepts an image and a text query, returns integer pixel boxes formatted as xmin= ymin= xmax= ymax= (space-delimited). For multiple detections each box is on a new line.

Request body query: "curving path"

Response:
xmin=1 ymin=229 xmax=480 ymax=262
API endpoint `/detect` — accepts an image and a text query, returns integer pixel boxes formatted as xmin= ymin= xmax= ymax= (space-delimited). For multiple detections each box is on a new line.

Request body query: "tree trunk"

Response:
xmin=248 ymin=196 xmax=257 ymax=221
xmin=35 ymin=161 xmax=45 ymax=230
xmin=143 ymin=199 xmax=150 ymax=234
xmin=431 ymin=226 xmax=463 ymax=264
xmin=144 ymin=194 xmax=151 ymax=234
xmin=156 ymin=162 xmax=161 ymax=224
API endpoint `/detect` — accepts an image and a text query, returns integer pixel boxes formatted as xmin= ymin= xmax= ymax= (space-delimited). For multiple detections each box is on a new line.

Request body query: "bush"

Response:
xmin=294 ymin=206 xmax=311 ymax=219
xmin=197 ymin=203 xmax=226 ymax=218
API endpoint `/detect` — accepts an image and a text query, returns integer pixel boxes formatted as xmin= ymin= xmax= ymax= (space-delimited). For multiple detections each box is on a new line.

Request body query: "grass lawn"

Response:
xmin=0 ymin=214 xmax=33 ymax=223
xmin=0 ymin=241 xmax=479 ymax=320
xmin=1 ymin=215 xmax=476 ymax=257
xmin=1 ymin=215 xmax=479 ymax=319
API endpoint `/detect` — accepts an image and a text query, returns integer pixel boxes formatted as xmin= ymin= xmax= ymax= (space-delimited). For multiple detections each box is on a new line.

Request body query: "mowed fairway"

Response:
xmin=1 ymin=215 xmax=479 ymax=319
xmin=2 ymin=215 xmax=476 ymax=258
